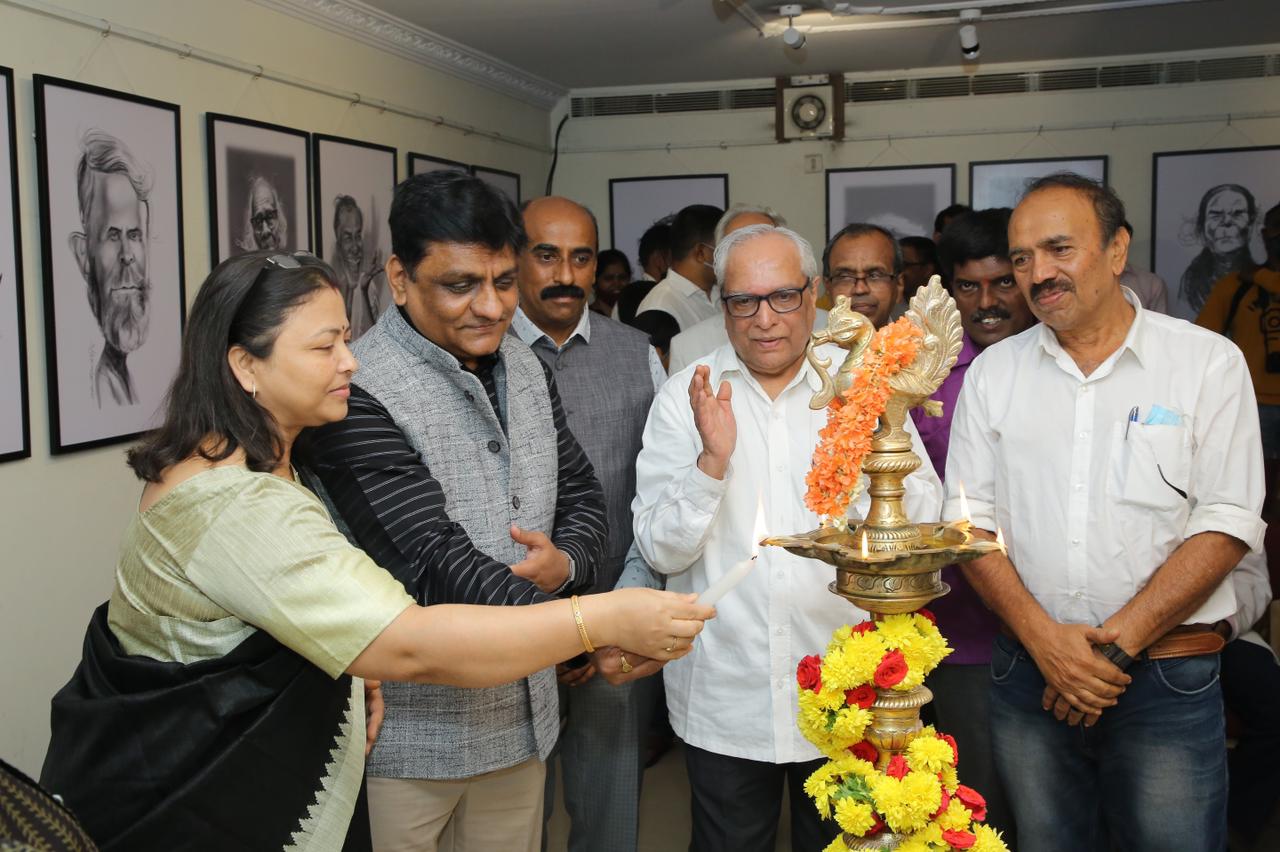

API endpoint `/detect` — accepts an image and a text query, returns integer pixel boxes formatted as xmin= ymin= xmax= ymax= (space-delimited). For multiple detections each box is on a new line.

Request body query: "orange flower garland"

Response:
xmin=806 ymin=317 xmax=924 ymax=519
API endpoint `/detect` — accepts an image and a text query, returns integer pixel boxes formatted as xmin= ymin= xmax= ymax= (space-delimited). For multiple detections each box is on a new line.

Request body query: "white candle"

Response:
xmin=698 ymin=556 xmax=757 ymax=605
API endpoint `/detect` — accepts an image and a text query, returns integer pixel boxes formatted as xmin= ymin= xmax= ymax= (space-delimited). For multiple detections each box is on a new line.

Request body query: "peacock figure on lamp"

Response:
xmin=763 ymin=278 xmax=1009 ymax=852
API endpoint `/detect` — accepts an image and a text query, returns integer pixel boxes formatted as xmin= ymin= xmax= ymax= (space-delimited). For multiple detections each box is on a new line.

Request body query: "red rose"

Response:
xmin=939 ymin=733 xmax=959 ymax=766
xmin=862 ymin=812 xmax=885 ymax=837
xmin=845 ymin=685 xmax=877 ymax=709
xmin=932 ymin=786 xmax=951 ymax=820
xmin=849 ymin=740 xmax=879 ymax=763
xmin=873 ymin=650 xmax=908 ymax=688
xmin=942 ymin=829 xmax=976 ymax=849
xmin=851 ymin=620 xmax=875 ymax=635
xmin=796 ymin=655 xmax=823 ymax=692
xmin=916 ymin=608 xmax=937 ymax=625
xmin=955 ymin=785 xmax=987 ymax=822
xmin=885 ymin=754 xmax=910 ymax=779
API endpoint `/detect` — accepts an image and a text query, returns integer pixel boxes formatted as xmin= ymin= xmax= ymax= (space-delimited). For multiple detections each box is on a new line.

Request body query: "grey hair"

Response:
xmin=713 ymin=224 xmax=818 ymax=288
xmin=713 ymin=203 xmax=788 ymax=245
xmin=75 ymin=129 xmax=151 ymax=228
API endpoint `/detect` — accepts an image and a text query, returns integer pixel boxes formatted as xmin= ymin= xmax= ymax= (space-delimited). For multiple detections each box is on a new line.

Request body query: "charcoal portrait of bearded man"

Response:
xmin=68 ymin=129 xmax=152 ymax=408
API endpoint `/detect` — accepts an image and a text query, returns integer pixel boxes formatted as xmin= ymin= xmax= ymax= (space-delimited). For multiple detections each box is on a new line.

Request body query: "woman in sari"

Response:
xmin=40 ymin=251 xmax=711 ymax=852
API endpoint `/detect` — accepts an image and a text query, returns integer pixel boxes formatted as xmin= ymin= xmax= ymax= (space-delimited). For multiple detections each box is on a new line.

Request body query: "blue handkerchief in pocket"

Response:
xmin=1142 ymin=404 xmax=1183 ymax=426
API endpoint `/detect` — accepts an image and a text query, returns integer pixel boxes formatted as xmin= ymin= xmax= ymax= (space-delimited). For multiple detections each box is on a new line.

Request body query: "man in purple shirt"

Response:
xmin=910 ymin=207 xmax=1034 ymax=841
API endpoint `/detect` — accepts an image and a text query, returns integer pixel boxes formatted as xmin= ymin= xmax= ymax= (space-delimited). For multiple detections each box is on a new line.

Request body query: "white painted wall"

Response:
xmin=554 ymin=73 xmax=1280 ymax=275
xmin=0 ymin=0 xmax=550 ymax=776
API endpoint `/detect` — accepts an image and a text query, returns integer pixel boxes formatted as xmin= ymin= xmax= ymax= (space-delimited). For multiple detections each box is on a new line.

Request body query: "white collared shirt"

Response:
xmin=632 ymin=343 xmax=943 ymax=763
xmin=510 ymin=306 xmax=667 ymax=392
xmin=943 ymin=288 xmax=1266 ymax=629
xmin=668 ymin=309 xmax=830 ymax=375
xmin=635 ymin=269 xmax=720 ymax=332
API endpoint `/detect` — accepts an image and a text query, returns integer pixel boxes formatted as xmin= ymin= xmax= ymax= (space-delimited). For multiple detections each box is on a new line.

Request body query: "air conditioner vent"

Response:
xmin=1038 ymin=67 xmax=1099 ymax=91
xmin=973 ymin=73 xmax=1029 ymax=95
xmin=655 ymin=90 xmax=722 ymax=113
xmin=1099 ymin=63 xmax=1160 ymax=88
xmin=846 ymin=78 xmax=908 ymax=102
xmin=1196 ymin=55 xmax=1267 ymax=81
xmin=729 ymin=87 xmax=777 ymax=109
xmin=916 ymin=76 xmax=971 ymax=99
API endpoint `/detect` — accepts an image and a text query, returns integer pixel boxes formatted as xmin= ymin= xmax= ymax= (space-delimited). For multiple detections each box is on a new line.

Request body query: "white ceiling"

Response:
xmin=358 ymin=0 xmax=1280 ymax=90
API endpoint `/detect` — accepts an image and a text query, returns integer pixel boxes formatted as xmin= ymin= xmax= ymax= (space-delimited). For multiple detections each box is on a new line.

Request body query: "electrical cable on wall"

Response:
xmin=545 ymin=114 xmax=570 ymax=196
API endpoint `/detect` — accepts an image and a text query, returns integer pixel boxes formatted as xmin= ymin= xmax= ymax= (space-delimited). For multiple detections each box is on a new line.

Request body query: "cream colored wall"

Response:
xmin=0 ymin=0 xmax=550 ymax=775
xmin=555 ymin=75 xmax=1280 ymax=273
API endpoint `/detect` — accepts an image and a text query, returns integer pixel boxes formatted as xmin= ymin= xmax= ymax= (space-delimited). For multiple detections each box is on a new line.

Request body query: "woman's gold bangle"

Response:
xmin=570 ymin=595 xmax=595 ymax=654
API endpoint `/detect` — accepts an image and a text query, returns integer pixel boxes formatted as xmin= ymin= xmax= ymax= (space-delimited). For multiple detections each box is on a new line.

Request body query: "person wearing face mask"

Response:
xmin=634 ymin=204 xmax=724 ymax=332
xmin=1196 ymin=201 xmax=1280 ymax=517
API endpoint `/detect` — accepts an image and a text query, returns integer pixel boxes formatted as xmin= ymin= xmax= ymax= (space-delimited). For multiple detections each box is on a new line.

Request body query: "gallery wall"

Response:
xmin=0 ymin=0 xmax=551 ymax=775
xmin=554 ymin=60 xmax=1280 ymax=287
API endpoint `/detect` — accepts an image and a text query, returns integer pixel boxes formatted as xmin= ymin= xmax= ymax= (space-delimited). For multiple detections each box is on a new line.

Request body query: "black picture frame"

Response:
xmin=0 ymin=66 xmax=30 ymax=462
xmin=471 ymin=164 xmax=521 ymax=205
xmin=313 ymin=133 xmax=397 ymax=339
xmin=969 ymin=156 xmax=1109 ymax=209
xmin=1151 ymin=144 xmax=1280 ymax=320
xmin=408 ymin=151 xmax=468 ymax=176
xmin=825 ymin=164 xmax=955 ymax=241
xmin=206 ymin=113 xmax=312 ymax=264
xmin=608 ymin=173 xmax=730 ymax=274
xmin=34 ymin=75 xmax=187 ymax=454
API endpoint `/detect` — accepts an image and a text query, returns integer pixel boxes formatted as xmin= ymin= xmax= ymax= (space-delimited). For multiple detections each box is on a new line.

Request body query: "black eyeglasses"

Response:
xmin=828 ymin=270 xmax=895 ymax=288
xmin=721 ymin=282 xmax=811 ymax=318
xmin=250 ymin=251 xmax=314 ymax=288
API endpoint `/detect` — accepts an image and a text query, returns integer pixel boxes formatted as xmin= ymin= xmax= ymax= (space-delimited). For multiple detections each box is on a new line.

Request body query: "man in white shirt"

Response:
xmin=668 ymin=204 xmax=790 ymax=372
xmin=634 ymin=204 xmax=723 ymax=332
xmin=945 ymin=173 xmax=1265 ymax=850
xmin=633 ymin=224 xmax=943 ymax=852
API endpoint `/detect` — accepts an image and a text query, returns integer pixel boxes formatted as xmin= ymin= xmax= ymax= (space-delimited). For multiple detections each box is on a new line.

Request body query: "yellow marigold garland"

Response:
xmin=805 ymin=317 xmax=923 ymax=520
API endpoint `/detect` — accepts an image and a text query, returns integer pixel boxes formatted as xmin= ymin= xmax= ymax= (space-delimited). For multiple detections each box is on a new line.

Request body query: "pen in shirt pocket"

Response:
xmin=1125 ymin=406 xmax=1139 ymax=440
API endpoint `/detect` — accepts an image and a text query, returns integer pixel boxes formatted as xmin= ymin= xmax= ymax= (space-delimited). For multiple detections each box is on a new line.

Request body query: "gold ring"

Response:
xmin=619 ymin=654 xmax=633 ymax=674
xmin=665 ymin=638 xmax=676 ymax=653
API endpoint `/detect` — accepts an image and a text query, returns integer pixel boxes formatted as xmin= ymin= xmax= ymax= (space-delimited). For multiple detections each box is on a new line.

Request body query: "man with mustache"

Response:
xmin=822 ymin=222 xmax=904 ymax=330
xmin=908 ymin=207 xmax=1034 ymax=843
xmin=1179 ymin=183 xmax=1259 ymax=317
xmin=511 ymin=196 xmax=665 ymax=852
xmin=331 ymin=194 xmax=387 ymax=338
xmin=69 ymin=129 xmax=151 ymax=408
xmin=945 ymin=173 xmax=1264 ymax=850
xmin=237 ymin=175 xmax=288 ymax=252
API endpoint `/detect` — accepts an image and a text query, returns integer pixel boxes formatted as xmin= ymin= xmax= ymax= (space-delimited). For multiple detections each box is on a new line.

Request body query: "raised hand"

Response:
xmin=509 ymin=524 xmax=571 ymax=593
xmin=688 ymin=365 xmax=735 ymax=480
xmin=582 ymin=588 xmax=715 ymax=662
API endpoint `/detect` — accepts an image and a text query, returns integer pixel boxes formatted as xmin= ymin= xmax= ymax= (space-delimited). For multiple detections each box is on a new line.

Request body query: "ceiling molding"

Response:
xmin=251 ymin=0 xmax=567 ymax=109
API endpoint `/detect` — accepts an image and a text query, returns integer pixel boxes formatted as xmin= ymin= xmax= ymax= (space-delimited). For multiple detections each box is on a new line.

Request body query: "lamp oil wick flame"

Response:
xmin=957 ymin=479 xmax=972 ymax=524
xmin=752 ymin=498 xmax=766 ymax=558
xmin=860 ymin=528 xmax=868 ymax=560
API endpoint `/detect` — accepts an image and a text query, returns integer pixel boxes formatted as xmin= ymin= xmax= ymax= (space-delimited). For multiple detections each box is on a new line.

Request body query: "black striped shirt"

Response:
xmin=303 ymin=358 xmax=607 ymax=607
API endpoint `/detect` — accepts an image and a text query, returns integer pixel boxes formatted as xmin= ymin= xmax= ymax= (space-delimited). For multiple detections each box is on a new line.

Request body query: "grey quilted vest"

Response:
xmin=520 ymin=312 xmax=654 ymax=592
xmin=351 ymin=307 xmax=560 ymax=780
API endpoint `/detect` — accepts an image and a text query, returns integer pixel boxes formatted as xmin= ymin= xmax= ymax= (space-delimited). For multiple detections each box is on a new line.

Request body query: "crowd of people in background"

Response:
xmin=19 ymin=168 xmax=1279 ymax=852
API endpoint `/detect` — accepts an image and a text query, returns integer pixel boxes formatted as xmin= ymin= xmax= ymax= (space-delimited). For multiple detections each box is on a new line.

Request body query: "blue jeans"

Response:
xmin=988 ymin=634 xmax=1227 ymax=852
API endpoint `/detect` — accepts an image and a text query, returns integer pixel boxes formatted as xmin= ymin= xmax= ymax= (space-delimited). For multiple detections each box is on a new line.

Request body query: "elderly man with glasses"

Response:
xmin=632 ymin=224 xmax=942 ymax=852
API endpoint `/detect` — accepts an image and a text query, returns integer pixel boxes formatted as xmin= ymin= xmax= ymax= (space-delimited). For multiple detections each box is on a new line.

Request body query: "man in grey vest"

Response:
xmin=510 ymin=196 xmax=665 ymax=852
xmin=305 ymin=172 xmax=609 ymax=852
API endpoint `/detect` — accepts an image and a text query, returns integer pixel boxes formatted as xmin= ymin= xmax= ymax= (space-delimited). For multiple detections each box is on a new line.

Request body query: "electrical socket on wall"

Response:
xmin=804 ymin=153 xmax=823 ymax=174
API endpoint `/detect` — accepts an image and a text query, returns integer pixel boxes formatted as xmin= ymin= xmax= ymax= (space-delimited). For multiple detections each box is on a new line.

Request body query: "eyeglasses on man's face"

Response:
xmin=721 ymin=281 xmax=811 ymax=318
xmin=828 ymin=269 xmax=895 ymax=289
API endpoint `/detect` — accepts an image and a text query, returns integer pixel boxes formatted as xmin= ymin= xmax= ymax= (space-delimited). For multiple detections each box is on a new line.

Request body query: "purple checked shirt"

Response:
xmin=910 ymin=333 xmax=1000 ymax=665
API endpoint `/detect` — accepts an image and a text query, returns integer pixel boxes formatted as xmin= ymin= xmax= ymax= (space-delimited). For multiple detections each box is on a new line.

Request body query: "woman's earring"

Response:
xmin=251 ymin=381 xmax=257 ymax=401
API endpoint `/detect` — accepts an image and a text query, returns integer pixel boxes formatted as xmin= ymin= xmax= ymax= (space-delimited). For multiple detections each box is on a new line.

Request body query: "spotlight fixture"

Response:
xmin=958 ymin=8 xmax=980 ymax=60
xmin=780 ymin=3 xmax=806 ymax=49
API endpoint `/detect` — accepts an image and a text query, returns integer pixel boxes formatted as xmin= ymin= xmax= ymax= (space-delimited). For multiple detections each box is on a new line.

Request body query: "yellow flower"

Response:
xmin=906 ymin=735 xmax=955 ymax=775
xmin=833 ymin=798 xmax=878 ymax=836
xmin=831 ymin=706 xmax=874 ymax=742
xmin=868 ymin=771 xmax=941 ymax=834
xmin=972 ymin=824 xmax=1010 ymax=852
xmin=896 ymin=836 xmax=934 ymax=852
xmin=939 ymin=763 xmax=959 ymax=791
xmin=875 ymin=614 xmax=918 ymax=649
xmin=938 ymin=798 xmax=973 ymax=832
xmin=822 ymin=836 xmax=852 ymax=852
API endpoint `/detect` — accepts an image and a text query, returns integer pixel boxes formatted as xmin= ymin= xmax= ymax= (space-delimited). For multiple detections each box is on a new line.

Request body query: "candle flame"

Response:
xmin=860 ymin=529 xmax=869 ymax=559
xmin=996 ymin=527 xmax=1007 ymax=554
xmin=957 ymin=480 xmax=971 ymax=523
xmin=752 ymin=498 xmax=766 ymax=558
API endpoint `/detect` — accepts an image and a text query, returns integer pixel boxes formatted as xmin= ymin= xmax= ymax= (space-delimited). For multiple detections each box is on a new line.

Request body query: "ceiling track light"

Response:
xmin=780 ymin=3 xmax=807 ymax=49
xmin=959 ymin=8 xmax=980 ymax=60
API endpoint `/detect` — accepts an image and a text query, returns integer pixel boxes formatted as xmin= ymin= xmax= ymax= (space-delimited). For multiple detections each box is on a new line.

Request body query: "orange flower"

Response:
xmin=806 ymin=318 xmax=923 ymax=519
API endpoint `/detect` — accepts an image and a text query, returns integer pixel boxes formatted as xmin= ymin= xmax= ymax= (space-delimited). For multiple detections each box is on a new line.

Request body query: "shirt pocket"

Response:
xmin=1113 ymin=422 xmax=1191 ymax=510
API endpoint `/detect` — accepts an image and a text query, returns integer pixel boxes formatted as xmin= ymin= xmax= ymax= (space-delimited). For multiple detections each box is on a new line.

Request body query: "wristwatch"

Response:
xmin=1095 ymin=642 xmax=1134 ymax=672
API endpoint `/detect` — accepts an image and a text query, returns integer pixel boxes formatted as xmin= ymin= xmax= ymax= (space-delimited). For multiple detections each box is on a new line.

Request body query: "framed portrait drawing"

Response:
xmin=970 ymin=156 xmax=1108 ymax=210
xmin=409 ymin=152 xmax=468 ymax=176
xmin=313 ymin=134 xmax=397 ymax=340
xmin=206 ymin=114 xmax=311 ymax=264
xmin=472 ymin=165 xmax=521 ymax=207
xmin=34 ymin=75 xmax=186 ymax=454
xmin=826 ymin=165 xmax=954 ymax=240
xmin=0 ymin=67 xmax=30 ymax=462
xmin=609 ymin=174 xmax=729 ymax=275
xmin=1152 ymin=145 xmax=1280 ymax=320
